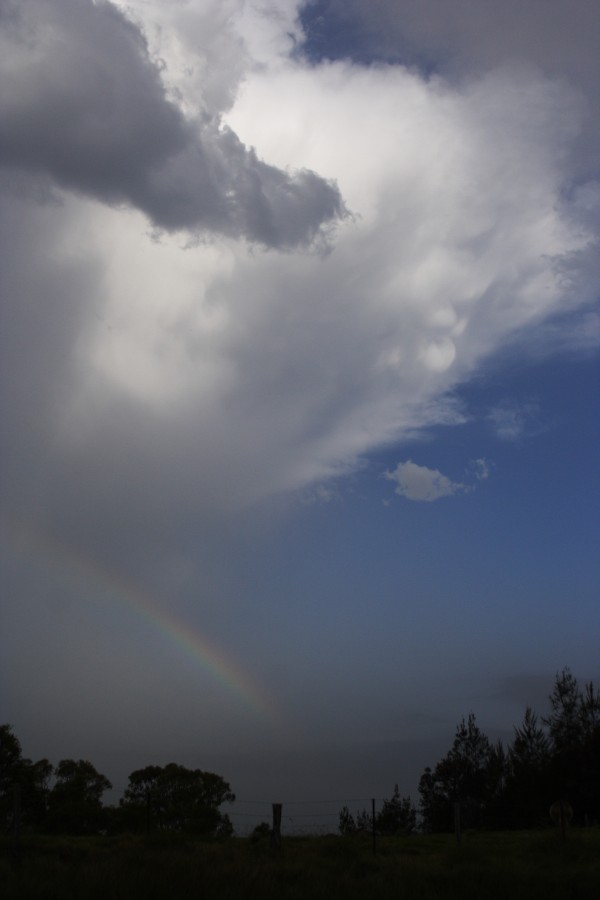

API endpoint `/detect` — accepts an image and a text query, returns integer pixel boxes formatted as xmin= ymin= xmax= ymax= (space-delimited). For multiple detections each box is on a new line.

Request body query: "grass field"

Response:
xmin=1 ymin=828 xmax=599 ymax=899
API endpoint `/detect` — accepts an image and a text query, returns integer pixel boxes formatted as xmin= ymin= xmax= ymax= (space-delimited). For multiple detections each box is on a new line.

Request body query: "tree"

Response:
xmin=504 ymin=707 xmax=551 ymax=827
xmin=0 ymin=724 xmax=24 ymax=830
xmin=355 ymin=807 xmax=373 ymax=833
xmin=376 ymin=785 xmax=416 ymax=835
xmin=338 ymin=804 xmax=372 ymax=835
xmin=483 ymin=739 xmax=510 ymax=827
xmin=47 ymin=759 xmax=112 ymax=834
xmin=120 ymin=763 xmax=235 ymax=835
xmin=338 ymin=805 xmax=357 ymax=836
xmin=543 ymin=669 xmax=600 ymax=821
xmin=338 ymin=789 xmax=417 ymax=837
xmin=544 ymin=668 xmax=583 ymax=754
xmin=418 ymin=714 xmax=504 ymax=831
xmin=579 ymin=681 xmax=600 ymax=820
xmin=0 ymin=724 xmax=52 ymax=831
xmin=511 ymin=707 xmax=551 ymax=770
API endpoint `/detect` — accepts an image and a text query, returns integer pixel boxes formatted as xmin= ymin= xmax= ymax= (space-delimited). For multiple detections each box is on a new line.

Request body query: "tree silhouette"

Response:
xmin=502 ymin=707 xmax=551 ymax=827
xmin=418 ymin=714 xmax=504 ymax=831
xmin=376 ymin=785 xmax=417 ymax=835
xmin=120 ymin=763 xmax=234 ymax=835
xmin=544 ymin=669 xmax=600 ymax=821
xmin=47 ymin=759 xmax=112 ymax=834
xmin=0 ymin=724 xmax=52 ymax=831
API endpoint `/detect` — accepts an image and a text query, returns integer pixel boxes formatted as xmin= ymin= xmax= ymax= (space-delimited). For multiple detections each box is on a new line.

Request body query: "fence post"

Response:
xmin=271 ymin=803 xmax=282 ymax=853
xmin=454 ymin=801 xmax=461 ymax=845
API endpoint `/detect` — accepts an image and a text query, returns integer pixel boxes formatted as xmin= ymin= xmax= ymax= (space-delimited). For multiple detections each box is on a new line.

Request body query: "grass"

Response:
xmin=1 ymin=828 xmax=599 ymax=899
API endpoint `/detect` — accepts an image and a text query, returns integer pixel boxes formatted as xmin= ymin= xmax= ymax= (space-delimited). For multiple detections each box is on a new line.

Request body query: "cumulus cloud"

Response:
xmin=385 ymin=461 xmax=465 ymax=502
xmin=385 ymin=456 xmax=492 ymax=501
xmin=0 ymin=0 xmax=344 ymax=248
xmin=0 ymin=0 xmax=598 ymax=559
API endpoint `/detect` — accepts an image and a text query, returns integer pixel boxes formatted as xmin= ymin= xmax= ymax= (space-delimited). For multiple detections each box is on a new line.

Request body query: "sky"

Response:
xmin=1 ymin=0 xmax=599 ymax=832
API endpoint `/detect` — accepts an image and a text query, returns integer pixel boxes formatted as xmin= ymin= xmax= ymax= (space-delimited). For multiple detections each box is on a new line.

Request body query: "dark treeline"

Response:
xmin=339 ymin=668 xmax=599 ymax=836
xmin=415 ymin=668 xmax=599 ymax=832
xmin=2 ymin=668 xmax=598 ymax=838
xmin=0 ymin=733 xmax=234 ymax=837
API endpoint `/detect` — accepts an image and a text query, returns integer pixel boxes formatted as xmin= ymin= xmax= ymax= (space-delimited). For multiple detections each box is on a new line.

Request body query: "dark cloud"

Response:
xmin=0 ymin=0 xmax=345 ymax=248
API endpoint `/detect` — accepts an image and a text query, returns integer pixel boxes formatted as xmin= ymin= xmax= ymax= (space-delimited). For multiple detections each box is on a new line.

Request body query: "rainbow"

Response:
xmin=3 ymin=517 xmax=275 ymax=720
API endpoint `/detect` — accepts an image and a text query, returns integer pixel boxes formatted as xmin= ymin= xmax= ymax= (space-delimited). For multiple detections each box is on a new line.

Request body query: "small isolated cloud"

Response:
xmin=471 ymin=458 xmax=490 ymax=481
xmin=385 ymin=460 xmax=465 ymax=502
xmin=487 ymin=400 xmax=542 ymax=441
xmin=386 ymin=457 xmax=492 ymax=501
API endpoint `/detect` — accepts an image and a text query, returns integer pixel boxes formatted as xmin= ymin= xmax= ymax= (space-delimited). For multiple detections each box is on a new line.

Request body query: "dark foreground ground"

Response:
xmin=1 ymin=828 xmax=599 ymax=899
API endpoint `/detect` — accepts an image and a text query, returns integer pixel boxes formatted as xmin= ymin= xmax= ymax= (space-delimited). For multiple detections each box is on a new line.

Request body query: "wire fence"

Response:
xmin=97 ymin=790 xmax=387 ymax=835
xmin=222 ymin=798 xmax=380 ymax=835
xmin=6 ymin=784 xmax=594 ymax=837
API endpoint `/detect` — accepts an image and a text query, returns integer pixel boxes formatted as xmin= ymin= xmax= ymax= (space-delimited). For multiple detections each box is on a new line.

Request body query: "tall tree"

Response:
xmin=47 ymin=759 xmax=112 ymax=834
xmin=0 ymin=724 xmax=24 ymax=829
xmin=120 ymin=763 xmax=235 ymax=835
xmin=544 ymin=668 xmax=582 ymax=753
xmin=543 ymin=669 xmax=600 ymax=821
xmin=504 ymin=707 xmax=551 ymax=827
xmin=579 ymin=680 xmax=600 ymax=820
xmin=0 ymin=724 xmax=52 ymax=830
xmin=511 ymin=707 xmax=551 ymax=770
xmin=418 ymin=714 xmax=504 ymax=831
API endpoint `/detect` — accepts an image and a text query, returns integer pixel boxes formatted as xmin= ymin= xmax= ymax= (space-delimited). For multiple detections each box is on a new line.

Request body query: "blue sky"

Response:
xmin=1 ymin=0 xmax=599 ymax=829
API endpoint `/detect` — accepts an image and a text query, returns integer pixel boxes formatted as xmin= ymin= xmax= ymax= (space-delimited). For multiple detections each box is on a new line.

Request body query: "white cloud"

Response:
xmin=385 ymin=461 xmax=465 ymax=502
xmin=301 ymin=0 xmax=600 ymax=182
xmin=385 ymin=457 xmax=492 ymax=501
xmin=0 ymin=0 xmax=598 ymax=542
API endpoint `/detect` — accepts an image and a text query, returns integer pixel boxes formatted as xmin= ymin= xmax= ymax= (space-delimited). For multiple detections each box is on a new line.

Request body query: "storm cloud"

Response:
xmin=0 ymin=0 xmax=344 ymax=248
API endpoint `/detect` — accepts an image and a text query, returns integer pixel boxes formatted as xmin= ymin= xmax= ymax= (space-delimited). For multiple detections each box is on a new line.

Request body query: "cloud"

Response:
xmin=0 ymin=0 xmax=597 ymax=559
xmin=385 ymin=456 xmax=492 ymax=501
xmin=1 ymin=0 xmax=599 ymax=806
xmin=0 ymin=0 xmax=345 ymax=248
xmin=487 ymin=400 xmax=543 ymax=441
xmin=385 ymin=461 xmax=465 ymax=502
xmin=471 ymin=458 xmax=490 ymax=481
xmin=299 ymin=0 xmax=600 ymax=178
